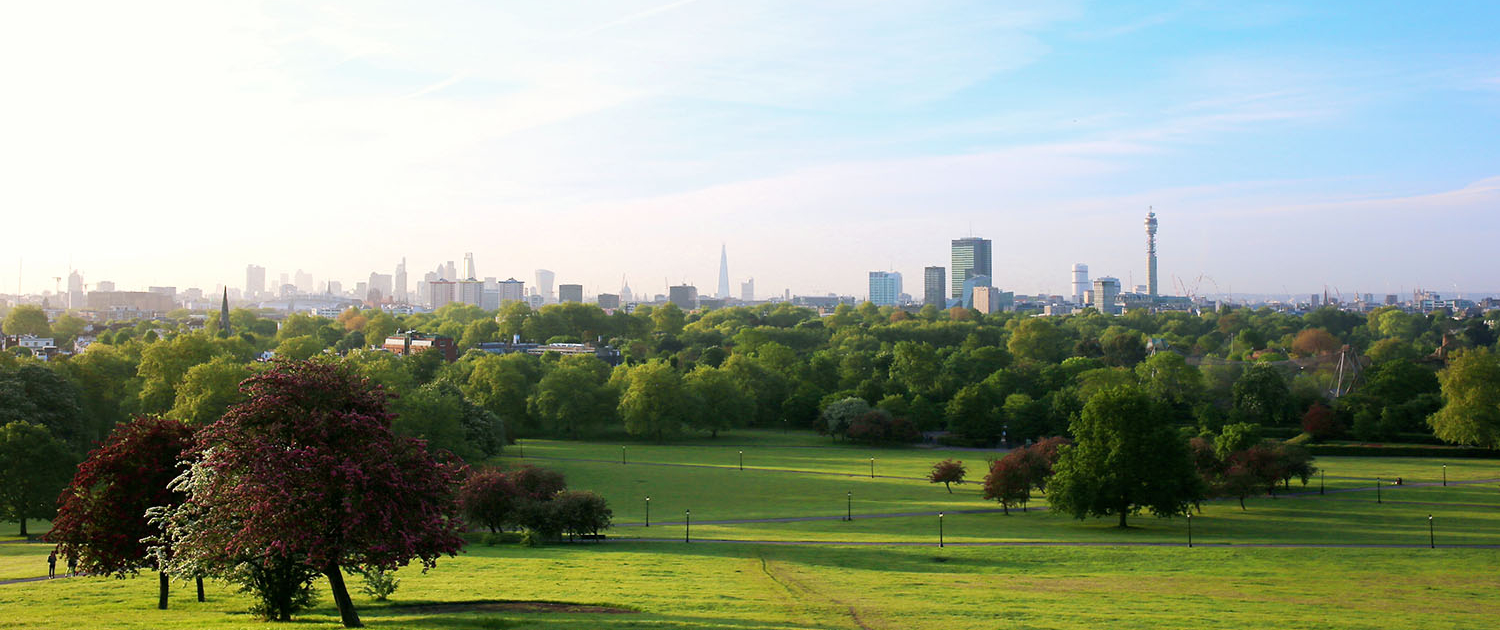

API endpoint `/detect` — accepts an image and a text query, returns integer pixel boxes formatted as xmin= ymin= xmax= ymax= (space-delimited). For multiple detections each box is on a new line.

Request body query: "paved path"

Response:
xmin=0 ymin=575 xmax=76 ymax=586
xmin=618 ymin=478 xmax=1500 ymax=528
xmin=618 ymin=507 xmax=1020 ymax=528
xmin=512 ymin=454 xmax=936 ymax=481
xmin=605 ymin=537 xmax=1500 ymax=549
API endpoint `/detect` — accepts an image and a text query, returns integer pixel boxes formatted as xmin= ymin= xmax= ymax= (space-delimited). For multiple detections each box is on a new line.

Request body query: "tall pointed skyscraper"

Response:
xmin=716 ymin=243 xmax=730 ymax=299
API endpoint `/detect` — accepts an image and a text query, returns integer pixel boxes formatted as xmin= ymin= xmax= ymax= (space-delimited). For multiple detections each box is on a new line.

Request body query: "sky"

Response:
xmin=2 ymin=1 xmax=1497 ymax=300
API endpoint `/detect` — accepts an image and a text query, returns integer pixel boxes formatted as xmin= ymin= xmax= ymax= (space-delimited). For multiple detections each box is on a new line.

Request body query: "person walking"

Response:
xmin=67 ymin=553 xmax=77 ymax=577
xmin=47 ymin=550 xmax=57 ymax=579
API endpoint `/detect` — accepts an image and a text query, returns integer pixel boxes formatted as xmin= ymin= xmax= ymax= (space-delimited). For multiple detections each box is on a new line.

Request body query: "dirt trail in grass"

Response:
xmin=757 ymin=555 xmax=874 ymax=630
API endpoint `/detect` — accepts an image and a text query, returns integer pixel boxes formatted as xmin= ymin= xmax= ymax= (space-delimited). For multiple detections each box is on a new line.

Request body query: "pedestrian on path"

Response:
xmin=67 ymin=553 xmax=77 ymax=577
xmin=47 ymin=550 xmax=56 ymax=579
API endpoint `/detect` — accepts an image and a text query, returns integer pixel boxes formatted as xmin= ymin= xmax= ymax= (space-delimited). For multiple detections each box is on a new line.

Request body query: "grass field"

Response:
xmin=3 ymin=429 xmax=1498 ymax=629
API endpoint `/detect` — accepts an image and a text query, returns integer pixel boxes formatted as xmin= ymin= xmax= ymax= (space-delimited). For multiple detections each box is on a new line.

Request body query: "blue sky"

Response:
xmin=2 ymin=1 xmax=1496 ymax=299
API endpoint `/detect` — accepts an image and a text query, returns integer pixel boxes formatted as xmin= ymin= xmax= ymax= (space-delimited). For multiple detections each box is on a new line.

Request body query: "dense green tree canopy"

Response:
xmin=1048 ymin=387 xmax=1204 ymax=527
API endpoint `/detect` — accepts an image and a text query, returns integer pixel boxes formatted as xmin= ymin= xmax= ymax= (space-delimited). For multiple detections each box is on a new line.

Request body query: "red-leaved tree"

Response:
xmin=1027 ymin=436 xmax=1072 ymax=494
xmin=158 ymin=359 xmax=465 ymax=627
xmin=928 ymin=459 xmax=966 ymax=493
xmin=459 ymin=468 xmax=520 ymax=534
xmin=983 ymin=449 xmax=1039 ymax=514
xmin=1301 ymin=402 xmax=1340 ymax=441
xmin=48 ymin=416 xmax=195 ymax=609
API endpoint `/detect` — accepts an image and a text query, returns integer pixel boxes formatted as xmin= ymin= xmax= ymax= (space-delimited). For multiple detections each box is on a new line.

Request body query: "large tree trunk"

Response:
xmin=158 ymin=571 xmax=169 ymax=610
xmin=1117 ymin=511 xmax=1128 ymax=528
xmin=196 ymin=576 xmax=205 ymax=602
xmin=325 ymin=566 xmax=363 ymax=628
xmin=18 ymin=518 xmax=26 ymax=538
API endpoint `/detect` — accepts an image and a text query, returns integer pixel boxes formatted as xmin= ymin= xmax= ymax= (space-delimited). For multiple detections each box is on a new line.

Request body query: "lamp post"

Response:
xmin=645 ymin=496 xmax=650 ymax=528
xmin=1376 ymin=477 xmax=1381 ymax=504
xmin=1320 ymin=469 xmax=1324 ymax=495
xmin=870 ymin=457 xmax=875 ymax=479
xmin=1443 ymin=465 xmax=1447 ymax=487
xmin=846 ymin=491 xmax=852 ymax=522
xmin=685 ymin=510 xmax=690 ymax=543
xmin=739 ymin=450 xmax=744 ymax=471
xmin=1429 ymin=515 xmax=1435 ymax=549
xmin=518 ymin=439 xmax=523 ymax=458
xmin=938 ymin=512 xmax=944 ymax=548
xmin=1187 ymin=513 xmax=1193 ymax=548
xmin=622 ymin=446 xmax=627 ymax=465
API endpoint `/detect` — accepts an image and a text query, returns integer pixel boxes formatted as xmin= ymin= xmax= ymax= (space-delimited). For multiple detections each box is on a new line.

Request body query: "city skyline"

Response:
xmin=3 ymin=2 xmax=1498 ymax=298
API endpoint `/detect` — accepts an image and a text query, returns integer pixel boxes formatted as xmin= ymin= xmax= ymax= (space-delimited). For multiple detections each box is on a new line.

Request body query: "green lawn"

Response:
xmin=5 ymin=432 xmax=1499 ymax=629
xmin=2 ymin=543 xmax=1497 ymax=629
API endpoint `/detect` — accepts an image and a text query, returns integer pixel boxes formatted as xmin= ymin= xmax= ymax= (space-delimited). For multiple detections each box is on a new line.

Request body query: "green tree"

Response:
xmin=1428 ymin=348 xmax=1500 ymax=448
xmin=821 ymin=397 xmax=872 ymax=440
xmin=0 ymin=365 xmax=88 ymax=452
xmin=945 ymin=383 xmax=1001 ymax=443
xmin=889 ymin=341 xmax=941 ymax=397
xmin=650 ymin=303 xmax=687 ymax=337
xmin=390 ymin=382 xmax=483 ymax=462
xmin=137 ymin=334 xmax=222 ymax=414
xmin=1135 ymin=351 xmax=1204 ymax=408
xmin=51 ymin=313 xmax=89 ymax=346
xmin=274 ymin=335 xmax=325 ymax=361
xmin=1214 ymin=422 xmax=1262 ymax=460
xmin=1048 ymin=387 xmax=1204 ymax=527
xmin=465 ymin=353 xmax=540 ymax=435
xmin=1007 ymin=318 xmax=1067 ymax=364
xmin=0 ymin=421 xmax=75 ymax=536
xmin=684 ymin=366 xmax=753 ymax=437
xmin=363 ymin=312 xmax=399 ymax=348
xmin=617 ymin=361 xmax=698 ymax=441
xmin=528 ymin=356 xmax=617 ymax=438
xmin=1232 ymin=363 xmax=1292 ymax=426
xmin=53 ymin=343 xmax=142 ymax=440
xmin=2 ymin=304 xmax=50 ymax=337
xmin=168 ymin=356 xmax=254 ymax=425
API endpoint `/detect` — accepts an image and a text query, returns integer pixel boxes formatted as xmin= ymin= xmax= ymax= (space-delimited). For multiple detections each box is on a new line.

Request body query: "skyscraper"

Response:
xmin=923 ymin=266 xmax=946 ymax=308
xmin=1071 ymin=263 xmax=1089 ymax=305
xmin=245 ymin=264 xmax=265 ymax=299
xmin=67 ymin=270 xmax=84 ymax=309
xmin=669 ymin=284 xmax=698 ymax=310
xmin=1145 ymin=210 xmax=1159 ymax=298
xmin=294 ymin=270 xmax=314 ymax=294
xmin=869 ymin=271 xmax=902 ymax=306
xmin=740 ymin=278 xmax=754 ymax=302
xmin=463 ymin=252 xmax=476 ymax=280
xmin=394 ymin=258 xmax=408 ymax=303
xmin=535 ymin=269 xmax=555 ymax=303
xmin=1092 ymin=277 xmax=1121 ymax=315
xmin=369 ymin=273 xmax=393 ymax=303
xmin=498 ymin=278 xmax=525 ymax=305
xmin=717 ymin=244 xmax=730 ymax=299
xmin=559 ymin=284 xmax=583 ymax=303
xmin=950 ymin=237 xmax=992 ymax=299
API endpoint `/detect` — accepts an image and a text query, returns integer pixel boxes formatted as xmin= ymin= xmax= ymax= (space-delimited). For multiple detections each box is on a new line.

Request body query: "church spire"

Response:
xmin=219 ymin=288 xmax=232 ymax=336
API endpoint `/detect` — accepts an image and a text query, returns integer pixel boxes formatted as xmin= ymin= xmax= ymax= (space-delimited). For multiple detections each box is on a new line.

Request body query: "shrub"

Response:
xmin=357 ymin=567 xmax=400 ymax=601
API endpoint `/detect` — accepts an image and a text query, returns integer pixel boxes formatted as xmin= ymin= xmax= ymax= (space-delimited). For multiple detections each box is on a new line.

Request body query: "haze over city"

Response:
xmin=3 ymin=1 xmax=1497 ymax=297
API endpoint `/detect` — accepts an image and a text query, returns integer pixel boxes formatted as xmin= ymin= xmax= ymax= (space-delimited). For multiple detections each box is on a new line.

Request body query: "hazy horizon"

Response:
xmin=4 ymin=1 xmax=1496 ymax=299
